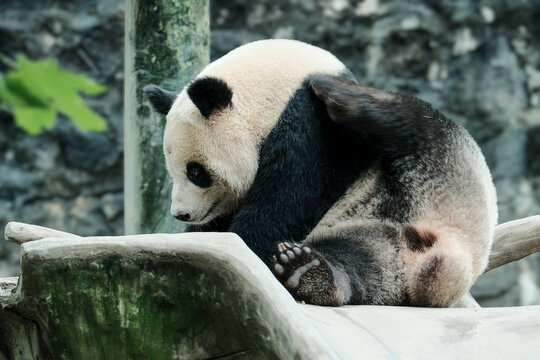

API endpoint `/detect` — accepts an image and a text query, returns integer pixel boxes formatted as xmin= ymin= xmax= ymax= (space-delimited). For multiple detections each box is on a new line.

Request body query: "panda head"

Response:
xmin=145 ymin=39 xmax=348 ymax=224
xmin=145 ymin=77 xmax=250 ymax=225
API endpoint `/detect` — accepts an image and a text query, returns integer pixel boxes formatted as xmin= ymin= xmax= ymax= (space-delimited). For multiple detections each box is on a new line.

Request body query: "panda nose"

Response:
xmin=174 ymin=213 xmax=191 ymax=222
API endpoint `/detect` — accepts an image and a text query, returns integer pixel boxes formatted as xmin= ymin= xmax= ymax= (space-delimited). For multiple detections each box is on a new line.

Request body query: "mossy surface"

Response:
xmin=2 ymin=234 xmax=339 ymax=360
xmin=15 ymin=251 xmax=275 ymax=359
xmin=125 ymin=0 xmax=209 ymax=234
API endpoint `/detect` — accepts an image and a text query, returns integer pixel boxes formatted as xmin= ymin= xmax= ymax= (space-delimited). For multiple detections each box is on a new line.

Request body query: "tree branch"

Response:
xmin=4 ymin=222 xmax=81 ymax=244
xmin=486 ymin=215 xmax=540 ymax=273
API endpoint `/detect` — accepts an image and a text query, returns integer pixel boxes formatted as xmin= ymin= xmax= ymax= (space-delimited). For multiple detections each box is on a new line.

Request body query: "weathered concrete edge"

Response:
xmin=300 ymin=304 xmax=540 ymax=359
xmin=13 ymin=233 xmax=342 ymax=360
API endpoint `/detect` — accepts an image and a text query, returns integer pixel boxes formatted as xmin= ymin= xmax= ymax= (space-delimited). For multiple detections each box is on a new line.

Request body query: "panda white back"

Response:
xmin=145 ymin=39 xmax=497 ymax=307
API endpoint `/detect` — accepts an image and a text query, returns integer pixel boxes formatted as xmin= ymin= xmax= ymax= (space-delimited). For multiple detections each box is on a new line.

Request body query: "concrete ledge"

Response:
xmin=301 ymin=304 xmax=540 ymax=359
xmin=2 ymin=233 xmax=338 ymax=359
xmin=1 ymin=225 xmax=540 ymax=359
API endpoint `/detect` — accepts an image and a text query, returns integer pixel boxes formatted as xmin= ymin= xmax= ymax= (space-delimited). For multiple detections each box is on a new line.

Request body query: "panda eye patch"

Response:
xmin=186 ymin=162 xmax=212 ymax=188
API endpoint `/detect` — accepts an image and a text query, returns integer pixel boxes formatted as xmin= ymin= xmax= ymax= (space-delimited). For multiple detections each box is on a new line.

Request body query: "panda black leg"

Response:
xmin=309 ymin=74 xmax=451 ymax=157
xmin=283 ymin=221 xmax=412 ymax=306
xmin=272 ymin=242 xmax=344 ymax=306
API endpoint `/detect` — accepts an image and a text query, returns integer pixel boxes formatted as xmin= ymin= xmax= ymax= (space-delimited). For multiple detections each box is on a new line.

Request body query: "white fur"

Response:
xmin=164 ymin=40 xmax=347 ymax=222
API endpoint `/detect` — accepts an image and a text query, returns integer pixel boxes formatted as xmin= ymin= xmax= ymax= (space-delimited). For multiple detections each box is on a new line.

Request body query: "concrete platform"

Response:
xmin=1 ymin=224 xmax=539 ymax=359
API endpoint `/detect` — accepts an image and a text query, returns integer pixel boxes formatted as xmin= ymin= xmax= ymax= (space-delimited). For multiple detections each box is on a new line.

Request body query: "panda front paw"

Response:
xmin=272 ymin=242 xmax=341 ymax=306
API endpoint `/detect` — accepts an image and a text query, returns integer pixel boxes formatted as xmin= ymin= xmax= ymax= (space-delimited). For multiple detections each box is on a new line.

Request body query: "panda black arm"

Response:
xmin=226 ymin=81 xmax=375 ymax=265
xmin=309 ymin=74 xmax=452 ymax=157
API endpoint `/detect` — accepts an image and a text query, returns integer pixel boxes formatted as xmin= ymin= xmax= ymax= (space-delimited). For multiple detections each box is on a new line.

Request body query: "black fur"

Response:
xmin=186 ymin=162 xmax=213 ymax=188
xmin=186 ymin=214 xmax=233 ymax=233
xmin=415 ymin=256 xmax=443 ymax=306
xmin=311 ymin=234 xmax=385 ymax=305
xmin=187 ymin=77 xmax=233 ymax=118
xmin=309 ymin=74 xmax=455 ymax=158
xmin=310 ymin=74 xmax=458 ymax=224
xmin=304 ymin=221 xmax=408 ymax=305
xmin=274 ymin=243 xmax=342 ymax=306
xmin=227 ymin=80 xmax=376 ymax=264
xmin=144 ymin=85 xmax=177 ymax=115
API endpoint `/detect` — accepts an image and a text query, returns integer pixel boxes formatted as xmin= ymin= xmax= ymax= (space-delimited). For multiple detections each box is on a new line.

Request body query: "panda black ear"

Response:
xmin=187 ymin=77 xmax=233 ymax=118
xmin=144 ymin=85 xmax=177 ymax=115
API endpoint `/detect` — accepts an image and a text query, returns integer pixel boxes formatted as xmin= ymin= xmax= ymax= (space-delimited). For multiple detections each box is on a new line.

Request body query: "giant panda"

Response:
xmin=144 ymin=39 xmax=497 ymax=307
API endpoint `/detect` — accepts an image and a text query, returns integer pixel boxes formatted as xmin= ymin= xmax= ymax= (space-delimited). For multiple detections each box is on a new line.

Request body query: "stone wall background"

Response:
xmin=1 ymin=0 xmax=539 ymax=306
xmin=0 ymin=0 xmax=126 ymax=277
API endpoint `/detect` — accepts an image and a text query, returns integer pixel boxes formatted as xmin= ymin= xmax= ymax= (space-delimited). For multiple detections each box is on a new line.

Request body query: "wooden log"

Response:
xmin=4 ymin=222 xmax=81 ymax=244
xmin=6 ymin=216 xmax=540 ymax=270
xmin=485 ymin=215 xmax=540 ymax=272
xmin=300 ymin=303 xmax=540 ymax=359
xmin=451 ymin=292 xmax=480 ymax=308
xmin=2 ymin=212 xmax=540 ymax=333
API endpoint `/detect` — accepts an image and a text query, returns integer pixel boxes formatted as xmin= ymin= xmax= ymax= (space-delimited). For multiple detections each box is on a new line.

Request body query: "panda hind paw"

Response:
xmin=272 ymin=242 xmax=339 ymax=305
xmin=272 ymin=242 xmax=319 ymax=287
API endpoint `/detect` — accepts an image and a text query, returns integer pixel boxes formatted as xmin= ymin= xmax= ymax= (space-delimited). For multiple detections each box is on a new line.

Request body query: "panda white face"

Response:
xmin=160 ymin=76 xmax=253 ymax=224
xmin=163 ymin=114 xmax=241 ymax=224
xmin=167 ymin=161 xmax=236 ymax=224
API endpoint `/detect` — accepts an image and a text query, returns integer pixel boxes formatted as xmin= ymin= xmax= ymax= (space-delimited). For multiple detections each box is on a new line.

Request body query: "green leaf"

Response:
xmin=14 ymin=104 xmax=56 ymax=135
xmin=0 ymin=73 xmax=56 ymax=134
xmin=0 ymin=74 xmax=27 ymax=107
xmin=4 ymin=72 xmax=50 ymax=107
xmin=0 ymin=55 xmax=108 ymax=134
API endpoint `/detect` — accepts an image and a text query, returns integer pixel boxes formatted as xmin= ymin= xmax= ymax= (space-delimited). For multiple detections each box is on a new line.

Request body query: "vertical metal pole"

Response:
xmin=124 ymin=0 xmax=209 ymax=234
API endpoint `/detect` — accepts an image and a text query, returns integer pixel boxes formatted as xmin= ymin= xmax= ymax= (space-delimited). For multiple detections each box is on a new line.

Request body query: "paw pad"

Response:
xmin=272 ymin=242 xmax=320 ymax=289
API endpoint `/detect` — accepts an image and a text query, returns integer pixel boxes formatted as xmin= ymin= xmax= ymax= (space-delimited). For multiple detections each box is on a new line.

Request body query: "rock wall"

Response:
xmin=0 ymin=0 xmax=125 ymax=276
xmin=1 ymin=0 xmax=540 ymax=306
